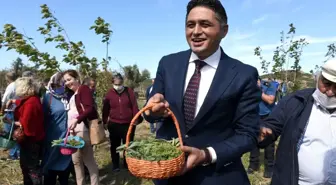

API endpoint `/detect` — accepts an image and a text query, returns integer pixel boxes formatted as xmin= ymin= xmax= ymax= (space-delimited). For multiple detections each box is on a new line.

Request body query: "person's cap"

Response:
xmin=22 ymin=71 xmax=34 ymax=77
xmin=321 ymin=59 xmax=336 ymax=83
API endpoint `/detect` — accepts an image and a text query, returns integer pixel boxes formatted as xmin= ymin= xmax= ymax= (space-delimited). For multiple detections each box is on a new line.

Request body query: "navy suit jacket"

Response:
xmin=146 ymin=49 xmax=261 ymax=185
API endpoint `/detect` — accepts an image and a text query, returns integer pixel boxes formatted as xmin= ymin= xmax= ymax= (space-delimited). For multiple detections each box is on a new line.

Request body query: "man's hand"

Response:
xmin=144 ymin=93 xmax=170 ymax=118
xmin=6 ymin=99 xmax=14 ymax=109
xmin=259 ymin=127 xmax=273 ymax=142
xmin=69 ymin=119 xmax=78 ymax=130
xmin=14 ymin=121 xmax=21 ymax=126
xmin=134 ymin=119 xmax=140 ymax=125
xmin=2 ymin=116 xmax=12 ymax=124
xmin=179 ymin=146 xmax=207 ymax=175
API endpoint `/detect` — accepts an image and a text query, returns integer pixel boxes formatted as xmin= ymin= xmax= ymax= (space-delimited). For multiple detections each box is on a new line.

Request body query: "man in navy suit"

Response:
xmin=144 ymin=0 xmax=261 ymax=184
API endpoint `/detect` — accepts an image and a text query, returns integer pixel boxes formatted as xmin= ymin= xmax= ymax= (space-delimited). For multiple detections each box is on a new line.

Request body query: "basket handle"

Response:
xmin=64 ymin=128 xmax=71 ymax=145
xmin=125 ymin=103 xmax=184 ymax=148
xmin=8 ymin=113 xmax=15 ymax=140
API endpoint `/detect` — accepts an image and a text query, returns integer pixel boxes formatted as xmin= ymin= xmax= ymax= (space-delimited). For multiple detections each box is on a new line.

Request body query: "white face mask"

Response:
xmin=312 ymin=88 xmax=336 ymax=109
xmin=113 ymin=85 xmax=124 ymax=91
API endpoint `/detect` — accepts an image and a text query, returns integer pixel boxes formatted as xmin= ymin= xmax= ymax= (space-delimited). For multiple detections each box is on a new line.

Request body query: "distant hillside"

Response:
xmin=260 ymin=70 xmax=315 ymax=89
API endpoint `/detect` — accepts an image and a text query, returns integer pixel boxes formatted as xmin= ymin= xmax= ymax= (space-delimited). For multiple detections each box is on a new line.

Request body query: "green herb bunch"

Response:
xmin=52 ymin=138 xmax=81 ymax=147
xmin=117 ymin=137 xmax=182 ymax=161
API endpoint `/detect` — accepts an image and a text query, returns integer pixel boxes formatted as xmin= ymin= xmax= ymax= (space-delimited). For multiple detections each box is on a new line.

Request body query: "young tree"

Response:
xmin=0 ymin=4 xmax=112 ymax=78
xmin=123 ymin=64 xmax=150 ymax=89
xmin=0 ymin=4 xmax=154 ymax=112
xmin=11 ymin=57 xmax=24 ymax=76
xmin=254 ymin=23 xmax=308 ymax=92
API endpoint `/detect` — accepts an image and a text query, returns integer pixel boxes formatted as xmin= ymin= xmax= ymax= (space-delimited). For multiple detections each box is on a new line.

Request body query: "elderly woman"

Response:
xmin=63 ymin=69 xmax=99 ymax=185
xmin=41 ymin=72 xmax=72 ymax=185
xmin=6 ymin=77 xmax=45 ymax=185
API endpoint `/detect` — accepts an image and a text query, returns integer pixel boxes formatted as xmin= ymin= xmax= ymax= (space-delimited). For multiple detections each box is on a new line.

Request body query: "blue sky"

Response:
xmin=0 ymin=0 xmax=335 ymax=77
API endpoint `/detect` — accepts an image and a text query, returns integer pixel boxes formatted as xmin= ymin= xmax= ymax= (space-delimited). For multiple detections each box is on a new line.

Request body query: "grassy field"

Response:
xmin=0 ymin=100 xmax=271 ymax=185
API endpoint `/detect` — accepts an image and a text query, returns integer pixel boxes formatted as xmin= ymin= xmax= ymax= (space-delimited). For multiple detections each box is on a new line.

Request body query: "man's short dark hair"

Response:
xmin=186 ymin=0 xmax=228 ymax=25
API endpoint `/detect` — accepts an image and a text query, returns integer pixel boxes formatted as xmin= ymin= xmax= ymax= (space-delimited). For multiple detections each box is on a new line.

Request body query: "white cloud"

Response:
xmin=248 ymin=35 xmax=336 ymax=52
xmin=221 ymin=35 xmax=336 ymax=75
xmin=292 ymin=5 xmax=304 ymax=13
xmin=252 ymin=15 xmax=269 ymax=25
xmin=242 ymin=0 xmax=292 ymax=9
xmin=294 ymin=35 xmax=336 ymax=44
xmin=229 ymin=30 xmax=256 ymax=41
xmin=302 ymin=51 xmax=325 ymax=57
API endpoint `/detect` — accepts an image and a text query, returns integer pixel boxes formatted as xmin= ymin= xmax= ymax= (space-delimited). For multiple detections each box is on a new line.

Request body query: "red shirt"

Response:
xmin=14 ymin=96 xmax=45 ymax=142
xmin=102 ymin=87 xmax=140 ymax=124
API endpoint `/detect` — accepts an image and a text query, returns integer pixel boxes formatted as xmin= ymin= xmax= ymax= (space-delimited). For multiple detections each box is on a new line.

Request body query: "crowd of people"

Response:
xmin=0 ymin=70 xmax=142 ymax=185
xmin=1 ymin=0 xmax=335 ymax=185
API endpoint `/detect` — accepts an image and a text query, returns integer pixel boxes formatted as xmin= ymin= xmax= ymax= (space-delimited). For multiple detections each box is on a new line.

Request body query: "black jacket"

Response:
xmin=260 ymin=88 xmax=316 ymax=185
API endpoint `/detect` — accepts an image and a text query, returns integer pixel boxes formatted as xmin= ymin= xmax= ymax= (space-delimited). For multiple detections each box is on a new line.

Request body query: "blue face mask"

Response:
xmin=54 ymin=86 xmax=65 ymax=94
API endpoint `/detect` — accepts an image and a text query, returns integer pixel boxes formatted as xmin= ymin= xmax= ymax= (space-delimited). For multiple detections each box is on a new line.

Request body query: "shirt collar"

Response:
xmin=314 ymin=100 xmax=336 ymax=114
xmin=189 ymin=47 xmax=221 ymax=69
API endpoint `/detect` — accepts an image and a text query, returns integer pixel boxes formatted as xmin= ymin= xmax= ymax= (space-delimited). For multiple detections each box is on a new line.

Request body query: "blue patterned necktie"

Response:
xmin=183 ymin=60 xmax=206 ymax=131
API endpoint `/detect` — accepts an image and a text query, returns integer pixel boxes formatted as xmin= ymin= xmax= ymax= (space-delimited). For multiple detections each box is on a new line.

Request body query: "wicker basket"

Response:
xmin=125 ymin=103 xmax=185 ymax=179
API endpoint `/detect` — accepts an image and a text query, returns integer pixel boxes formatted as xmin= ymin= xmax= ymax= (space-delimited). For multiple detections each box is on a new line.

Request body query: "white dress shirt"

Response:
xmin=184 ymin=47 xmax=221 ymax=163
xmin=298 ymin=101 xmax=336 ymax=185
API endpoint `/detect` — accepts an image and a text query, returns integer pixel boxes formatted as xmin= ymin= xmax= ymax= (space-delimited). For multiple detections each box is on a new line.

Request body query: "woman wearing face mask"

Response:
xmin=41 ymin=72 xmax=73 ymax=185
xmin=102 ymin=73 xmax=143 ymax=171
xmin=63 ymin=70 xmax=99 ymax=185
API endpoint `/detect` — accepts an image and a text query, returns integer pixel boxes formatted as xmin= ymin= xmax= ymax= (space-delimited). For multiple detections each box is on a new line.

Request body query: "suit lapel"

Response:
xmin=192 ymin=50 xmax=238 ymax=126
xmin=174 ymin=50 xmax=191 ymax=115
xmin=172 ymin=50 xmax=191 ymax=134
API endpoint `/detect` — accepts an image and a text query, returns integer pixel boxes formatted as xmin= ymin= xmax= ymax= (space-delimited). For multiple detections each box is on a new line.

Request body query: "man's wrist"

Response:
xmin=201 ymin=148 xmax=212 ymax=166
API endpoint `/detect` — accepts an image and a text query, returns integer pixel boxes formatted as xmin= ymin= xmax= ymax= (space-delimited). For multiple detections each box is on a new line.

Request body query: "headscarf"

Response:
xmin=47 ymin=72 xmax=69 ymax=110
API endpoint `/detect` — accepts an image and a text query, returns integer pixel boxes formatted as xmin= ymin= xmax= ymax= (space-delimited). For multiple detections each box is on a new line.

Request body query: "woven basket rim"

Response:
xmin=125 ymin=151 xmax=185 ymax=163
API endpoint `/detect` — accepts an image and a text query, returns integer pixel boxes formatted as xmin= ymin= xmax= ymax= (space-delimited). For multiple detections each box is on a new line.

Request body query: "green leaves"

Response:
xmin=117 ymin=137 xmax=182 ymax=162
xmin=90 ymin=17 xmax=113 ymax=43
xmin=123 ymin=64 xmax=151 ymax=89
xmin=51 ymin=139 xmax=63 ymax=147
xmin=254 ymin=23 xmax=309 ymax=92
xmin=0 ymin=23 xmax=60 ymax=73
xmin=0 ymin=4 xmax=117 ymax=79
xmin=51 ymin=138 xmax=81 ymax=147
xmin=254 ymin=46 xmax=270 ymax=75
xmin=326 ymin=43 xmax=336 ymax=61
